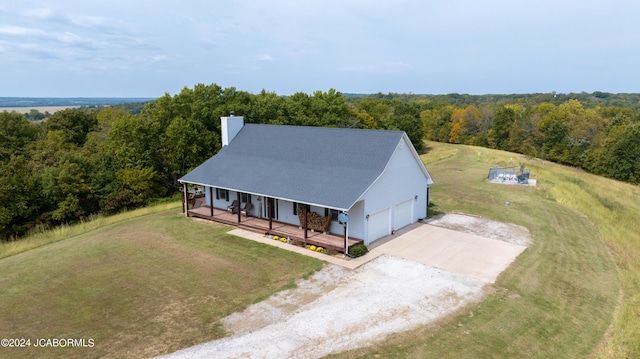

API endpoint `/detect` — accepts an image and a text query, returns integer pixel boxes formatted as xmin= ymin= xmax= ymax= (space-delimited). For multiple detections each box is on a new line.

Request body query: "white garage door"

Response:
xmin=394 ymin=199 xmax=413 ymax=230
xmin=368 ymin=208 xmax=390 ymax=242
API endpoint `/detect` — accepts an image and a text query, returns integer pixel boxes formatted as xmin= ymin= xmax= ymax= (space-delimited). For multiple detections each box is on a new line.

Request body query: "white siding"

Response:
xmin=212 ymin=189 xmax=235 ymax=210
xmin=205 ymin=186 xmax=212 ymax=207
xmin=360 ymin=137 xmax=428 ymax=244
xmin=347 ymin=200 xmax=365 ymax=240
xmin=277 ymin=200 xmax=298 ymax=226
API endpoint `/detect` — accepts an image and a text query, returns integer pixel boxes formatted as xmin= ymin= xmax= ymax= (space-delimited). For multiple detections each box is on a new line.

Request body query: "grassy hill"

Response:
xmin=331 ymin=141 xmax=636 ymax=358
xmin=1 ymin=141 xmax=638 ymax=358
xmin=0 ymin=205 xmax=322 ymax=358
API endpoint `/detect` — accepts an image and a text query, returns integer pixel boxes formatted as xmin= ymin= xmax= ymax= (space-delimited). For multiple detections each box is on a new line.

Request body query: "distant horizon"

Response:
xmin=2 ymin=88 xmax=639 ymax=103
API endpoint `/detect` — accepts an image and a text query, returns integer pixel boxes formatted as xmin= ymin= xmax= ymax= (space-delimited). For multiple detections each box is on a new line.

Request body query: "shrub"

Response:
xmin=315 ymin=247 xmax=324 ymax=252
xmin=349 ymin=243 xmax=368 ymax=257
xmin=309 ymin=245 xmax=317 ymax=251
xmin=290 ymin=239 xmax=305 ymax=247
xmin=324 ymin=248 xmax=339 ymax=256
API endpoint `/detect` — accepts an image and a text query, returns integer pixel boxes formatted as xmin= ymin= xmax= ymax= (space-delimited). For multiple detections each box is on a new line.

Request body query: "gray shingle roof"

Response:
xmin=179 ymin=124 xmax=413 ymax=210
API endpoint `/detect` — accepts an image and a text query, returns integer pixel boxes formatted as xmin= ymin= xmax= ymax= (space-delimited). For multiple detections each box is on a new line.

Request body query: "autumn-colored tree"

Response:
xmin=448 ymin=106 xmax=482 ymax=144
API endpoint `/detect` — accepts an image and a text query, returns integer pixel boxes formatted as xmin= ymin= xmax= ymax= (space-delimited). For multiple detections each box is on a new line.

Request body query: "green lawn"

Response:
xmin=0 ymin=209 xmax=323 ymax=358
xmin=329 ymin=142 xmax=625 ymax=358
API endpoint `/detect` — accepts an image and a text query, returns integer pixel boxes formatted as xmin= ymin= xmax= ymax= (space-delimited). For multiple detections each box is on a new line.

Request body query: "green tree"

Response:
xmin=585 ymin=123 xmax=640 ymax=183
xmin=107 ymin=115 xmax=162 ymax=170
xmin=43 ymin=109 xmax=98 ymax=146
xmin=162 ymin=116 xmax=218 ymax=180
xmin=0 ymin=155 xmax=39 ymax=238
xmin=0 ymin=111 xmax=38 ymax=162
xmin=355 ymin=112 xmax=378 ymax=129
xmin=491 ymin=105 xmax=521 ymax=150
xmin=395 ymin=114 xmax=424 ymax=151
xmin=310 ymin=89 xmax=349 ymax=127
xmin=249 ymin=90 xmax=287 ymax=125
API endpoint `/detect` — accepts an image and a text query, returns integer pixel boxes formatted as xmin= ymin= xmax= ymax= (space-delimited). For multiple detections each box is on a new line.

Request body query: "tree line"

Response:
xmin=1 ymin=84 xmax=638 ymax=240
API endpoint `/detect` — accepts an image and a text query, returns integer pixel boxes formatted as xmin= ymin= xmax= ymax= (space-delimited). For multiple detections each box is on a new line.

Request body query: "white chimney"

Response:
xmin=220 ymin=114 xmax=244 ymax=147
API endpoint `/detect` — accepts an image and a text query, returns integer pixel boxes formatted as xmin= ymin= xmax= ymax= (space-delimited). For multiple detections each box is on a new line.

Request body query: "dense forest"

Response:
xmin=1 ymin=84 xmax=639 ymax=240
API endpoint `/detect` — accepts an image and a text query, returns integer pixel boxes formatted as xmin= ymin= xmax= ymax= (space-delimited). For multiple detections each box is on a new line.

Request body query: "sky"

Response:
xmin=1 ymin=0 xmax=639 ymax=97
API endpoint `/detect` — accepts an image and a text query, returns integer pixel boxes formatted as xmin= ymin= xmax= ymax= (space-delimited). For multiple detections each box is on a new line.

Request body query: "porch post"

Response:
xmin=268 ymin=197 xmax=273 ymax=230
xmin=304 ymin=205 xmax=308 ymax=239
xmin=182 ymin=183 xmax=188 ymax=217
xmin=181 ymin=185 xmax=185 ymax=214
xmin=237 ymin=192 xmax=241 ymax=223
xmin=209 ymin=186 xmax=214 ymax=217
xmin=344 ymin=225 xmax=347 ymax=254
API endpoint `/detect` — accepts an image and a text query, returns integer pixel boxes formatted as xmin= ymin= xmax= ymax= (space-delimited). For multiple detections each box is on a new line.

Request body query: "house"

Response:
xmin=178 ymin=115 xmax=434 ymax=253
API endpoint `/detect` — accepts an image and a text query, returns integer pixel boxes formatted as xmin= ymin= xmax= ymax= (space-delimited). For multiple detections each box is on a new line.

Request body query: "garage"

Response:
xmin=393 ymin=199 xmax=413 ymax=231
xmin=368 ymin=208 xmax=390 ymax=242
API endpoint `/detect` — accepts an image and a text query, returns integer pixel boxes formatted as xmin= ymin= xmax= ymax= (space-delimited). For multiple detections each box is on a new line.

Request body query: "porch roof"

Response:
xmin=179 ymin=124 xmax=406 ymax=210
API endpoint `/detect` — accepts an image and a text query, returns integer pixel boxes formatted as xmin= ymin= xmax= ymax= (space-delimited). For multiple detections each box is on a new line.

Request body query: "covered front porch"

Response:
xmin=185 ymin=199 xmax=363 ymax=253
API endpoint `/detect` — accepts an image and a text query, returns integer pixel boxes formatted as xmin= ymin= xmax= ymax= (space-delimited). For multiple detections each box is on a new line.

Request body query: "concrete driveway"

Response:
xmin=373 ymin=223 xmax=528 ymax=283
xmin=229 ymin=218 xmax=528 ymax=283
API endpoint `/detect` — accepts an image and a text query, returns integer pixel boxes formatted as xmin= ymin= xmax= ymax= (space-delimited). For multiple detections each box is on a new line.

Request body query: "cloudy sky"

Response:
xmin=1 ymin=1 xmax=638 ymax=97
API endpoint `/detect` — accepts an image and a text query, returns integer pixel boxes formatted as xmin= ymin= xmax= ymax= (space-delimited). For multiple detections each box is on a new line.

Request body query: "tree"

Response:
xmin=162 ymin=116 xmax=218 ymax=180
xmin=391 ymin=102 xmax=424 ymax=151
xmin=0 ymin=155 xmax=39 ymax=238
xmin=310 ymin=89 xmax=349 ymax=127
xmin=395 ymin=114 xmax=424 ymax=151
xmin=107 ymin=115 xmax=162 ymax=170
xmin=491 ymin=105 xmax=521 ymax=150
xmin=25 ymin=109 xmax=47 ymax=122
xmin=43 ymin=109 xmax=98 ymax=146
xmin=249 ymin=90 xmax=288 ymax=125
xmin=585 ymin=123 xmax=640 ymax=184
xmin=0 ymin=111 xmax=38 ymax=162
xmin=355 ymin=112 xmax=378 ymax=129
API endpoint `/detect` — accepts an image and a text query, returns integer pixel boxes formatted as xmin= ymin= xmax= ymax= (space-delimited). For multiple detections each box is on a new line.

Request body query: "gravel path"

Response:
xmin=159 ymin=255 xmax=485 ymax=359
xmin=158 ymin=213 xmax=529 ymax=359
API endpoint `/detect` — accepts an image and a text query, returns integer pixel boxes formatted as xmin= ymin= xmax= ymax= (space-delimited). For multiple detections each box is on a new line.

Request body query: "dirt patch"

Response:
xmin=426 ymin=213 xmax=532 ymax=246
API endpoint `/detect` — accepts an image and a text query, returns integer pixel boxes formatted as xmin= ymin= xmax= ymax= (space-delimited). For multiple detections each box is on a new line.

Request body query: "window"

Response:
xmin=295 ymin=203 xmax=310 ymax=215
xmin=241 ymin=193 xmax=252 ymax=203
xmin=324 ymin=208 xmax=339 ymax=221
xmin=216 ymin=188 xmax=229 ymax=201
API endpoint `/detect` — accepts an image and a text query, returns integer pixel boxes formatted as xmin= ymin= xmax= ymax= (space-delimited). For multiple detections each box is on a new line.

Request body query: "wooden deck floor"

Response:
xmin=186 ymin=205 xmax=362 ymax=252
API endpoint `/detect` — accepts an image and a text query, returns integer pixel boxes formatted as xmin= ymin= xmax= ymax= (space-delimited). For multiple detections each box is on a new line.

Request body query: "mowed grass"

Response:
xmin=0 ymin=200 xmax=183 ymax=260
xmin=0 ymin=209 xmax=323 ymax=358
xmin=329 ymin=141 xmax=625 ymax=358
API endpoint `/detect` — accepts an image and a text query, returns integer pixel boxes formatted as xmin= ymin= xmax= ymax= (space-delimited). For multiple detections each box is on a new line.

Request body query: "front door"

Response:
xmin=265 ymin=198 xmax=278 ymax=220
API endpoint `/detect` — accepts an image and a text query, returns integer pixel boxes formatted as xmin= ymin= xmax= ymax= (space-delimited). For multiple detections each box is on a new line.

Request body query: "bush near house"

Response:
xmin=349 ymin=243 xmax=368 ymax=257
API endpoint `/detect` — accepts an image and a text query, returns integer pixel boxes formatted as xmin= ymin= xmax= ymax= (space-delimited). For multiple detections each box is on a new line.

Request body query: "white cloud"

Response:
xmin=256 ymin=54 xmax=273 ymax=62
xmin=55 ymin=31 xmax=84 ymax=44
xmin=152 ymin=55 xmax=168 ymax=62
xmin=0 ymin=25 xmax=45 ymax=36
xmin=24 ymin=7 xmax=54 ymax=19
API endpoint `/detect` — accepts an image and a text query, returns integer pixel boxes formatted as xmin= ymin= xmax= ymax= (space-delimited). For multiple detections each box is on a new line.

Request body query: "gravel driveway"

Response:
xmin=158 ymin=214 xmax=530 ymax=359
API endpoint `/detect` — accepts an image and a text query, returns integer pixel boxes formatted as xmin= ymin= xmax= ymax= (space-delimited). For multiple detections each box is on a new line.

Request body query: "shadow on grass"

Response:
xmin=426 ymin=202 xmax=445 ymax=218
